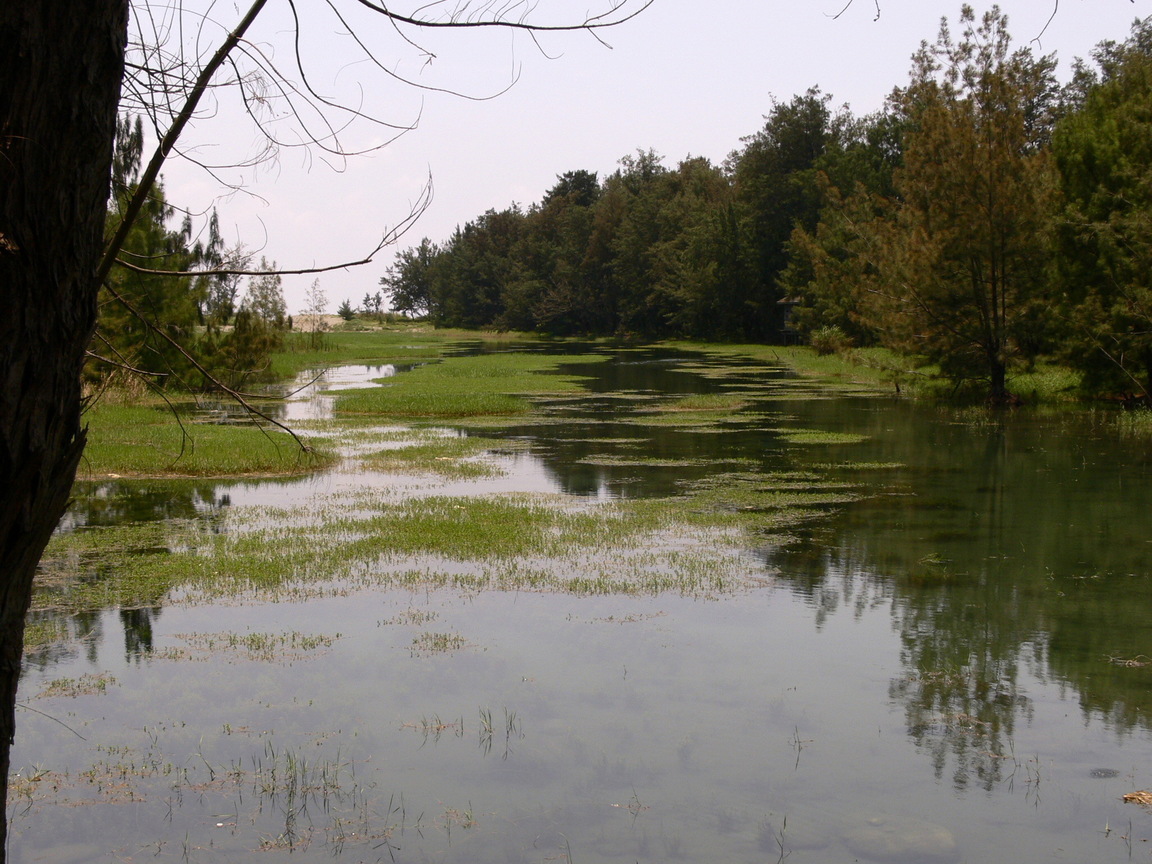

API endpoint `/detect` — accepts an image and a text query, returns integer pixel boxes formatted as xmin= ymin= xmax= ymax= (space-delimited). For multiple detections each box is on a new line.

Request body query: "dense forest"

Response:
xmin=380 ymin=8 xmax=1152 ymax=403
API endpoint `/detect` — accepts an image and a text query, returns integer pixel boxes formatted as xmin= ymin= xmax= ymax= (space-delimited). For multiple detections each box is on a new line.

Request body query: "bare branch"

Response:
xmin=100 ymin=0 xmax=272 ymax=285
xmin=347 ymin=0 xmax=654 ymax=35
xmin=111 ymin=173 xmax=432 ymax=278
xmin=829 ymin=0 xmax=880 ymax=22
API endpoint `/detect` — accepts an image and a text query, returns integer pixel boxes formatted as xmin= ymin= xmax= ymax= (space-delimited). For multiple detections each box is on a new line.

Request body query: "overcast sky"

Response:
xmin=162 ymin=0 xmax=1152 ymax=312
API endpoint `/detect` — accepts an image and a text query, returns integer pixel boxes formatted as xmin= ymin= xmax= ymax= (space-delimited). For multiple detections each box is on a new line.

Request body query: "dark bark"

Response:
xmin=0 ymin=1 xmax=128 ymax=857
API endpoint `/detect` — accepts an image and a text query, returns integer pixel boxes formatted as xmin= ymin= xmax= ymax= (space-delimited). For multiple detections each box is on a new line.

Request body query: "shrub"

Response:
xmin=808 ymin=325 xmax=852 ymax=356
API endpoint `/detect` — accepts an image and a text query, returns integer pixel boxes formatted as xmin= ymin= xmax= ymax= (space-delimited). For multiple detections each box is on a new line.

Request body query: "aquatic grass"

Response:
xmin=811 ymin=461 xmax=905 ymax=471
xmin=79 ymin=404 xmax=335 ymax=478
xmin=38 ymin=456 xmax=872 ymax=617
xmin=410 ymin=632 xmax=468 ymax=655
xmin=36 ymin=672 xmax=118 ymax=699
xmin=33 ymin=485 xmax=792 ymax=617
xmin=21 ymin=617 xmax=70 ymax=655
xmin=163 ymin=630 xmax=342 ymax=662
xmin=20 ymin=730 xmax=403 ymax=857
xmin=359 ymin=434 xmax=520 ymax=479
xmin=622 ymin=410 xmax=746 ymax=428
xmin=674 ymin=340 xmax=1085 ymax=405
xmin=348 ymin=495 xmax=611 ymax=560
xmin=1113 ymin=407 xmax=1152 ymax=438
xmin=1008 ymin=363 xmax=1081 ymax=402
xmin=380 ymin=608 xmax=439 ymax=626
xmin=576 ymin=454 xmax=754 ymax=469
xmin=654 ymin=392 xmax=751 ymax=413
xmin=670 ymin=341 xmax=923 ymax=396
xmin=774 ymin=428 xmax=869 ymax=445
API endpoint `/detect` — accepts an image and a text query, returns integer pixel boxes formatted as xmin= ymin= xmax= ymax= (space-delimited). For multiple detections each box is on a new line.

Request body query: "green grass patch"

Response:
xmin=358 ymin=430 xmax=521 ymax=479
xmin=35 ymin=460 xmax=869 ymax=622
xmin=411 ymin=632 xmax=468 ymax=655
xmin=1113 ymin=407 xmax=1152 ymax=438
xmin=336 ymin=352 xmax=606 ymax=420
xmin=655 ymin=392 xmax=751 ymax=413
xmin=80 ymin=404 xmax=335 ymax=478
xmin=1008 ymin=364 xmax=1081 ymax=402
xmin=775 ymin=428 xmax=869 ymax=445
xmin=35 ymin=672 xmax=117 ymax=699
xmin=625 ymin=411 xmax=744 ymax=429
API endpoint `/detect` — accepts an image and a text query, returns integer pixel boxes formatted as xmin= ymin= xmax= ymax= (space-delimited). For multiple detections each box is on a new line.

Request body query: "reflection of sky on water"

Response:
xmin=16 ymin=580 xmax=1151 ymax=864
xmin=282 ymin=363 xmax=398 ymax=421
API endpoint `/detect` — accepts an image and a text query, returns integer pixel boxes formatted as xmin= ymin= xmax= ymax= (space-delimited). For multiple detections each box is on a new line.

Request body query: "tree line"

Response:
xmin=383 ymin=7 xmax=1152 ymax=403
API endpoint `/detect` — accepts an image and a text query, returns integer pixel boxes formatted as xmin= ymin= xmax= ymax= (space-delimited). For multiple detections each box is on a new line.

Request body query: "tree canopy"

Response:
xmin=381 ymin=7 xmax=1152 ymax=406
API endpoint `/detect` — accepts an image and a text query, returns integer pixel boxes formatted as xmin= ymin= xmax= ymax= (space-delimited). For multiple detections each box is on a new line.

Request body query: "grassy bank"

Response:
xmin=266 ymin=323 xmax=539 ymax=379
xmin=78 ymin=324 xmax=543 ymax=478
xmin=673 ymin=341 xmax=1082 ymax=404
xmin=79 ymin=404 xmax=336 ymax=479
xmin=336 ymin=351 xmax=607 ymax=420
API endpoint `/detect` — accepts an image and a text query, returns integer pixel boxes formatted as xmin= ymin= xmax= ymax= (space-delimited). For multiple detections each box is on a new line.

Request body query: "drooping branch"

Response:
xmin=100 ymin=280 xmax=317 ymax=452
xmin=349 ymin=0 xmax=654 ymax=34
xmin=111 ymin=171 xmax=432 ymax=279
xmin=98 ymin=0 xmax=271 ymax=285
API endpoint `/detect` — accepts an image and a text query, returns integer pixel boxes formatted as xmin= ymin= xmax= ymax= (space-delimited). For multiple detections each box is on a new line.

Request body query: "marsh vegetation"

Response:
xmin=13 ymin=330 xmax=1152 ymax=863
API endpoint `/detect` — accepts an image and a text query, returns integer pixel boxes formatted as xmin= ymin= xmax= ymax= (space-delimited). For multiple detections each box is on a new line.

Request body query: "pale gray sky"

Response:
xmin=162 ymin=0 xmax=1151 ymax=312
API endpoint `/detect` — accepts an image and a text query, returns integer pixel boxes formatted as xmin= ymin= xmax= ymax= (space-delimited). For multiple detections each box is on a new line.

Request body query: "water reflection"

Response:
xmin=763 ymin=400 xmax=1152 ymax=794
xmin=20 ymin=348 xmax=1152 ymax=863
xmin=167 ymin=363 xmax=405 ymax=425
xmin=281 ymin=362 xmax=400 ymax=422
xmin=62 ymin=480 xmax=230 ymax=529
xmin=489 ymin=348 xmax=795 ymax=498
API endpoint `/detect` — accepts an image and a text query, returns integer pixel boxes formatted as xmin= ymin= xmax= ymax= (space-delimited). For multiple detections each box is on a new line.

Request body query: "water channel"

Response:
xmin=11 ymin=345 xmax=1152 ymax=863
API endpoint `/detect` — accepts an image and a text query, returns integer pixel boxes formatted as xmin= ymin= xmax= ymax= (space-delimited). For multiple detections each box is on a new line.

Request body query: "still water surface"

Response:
xmin=13 ymin=347 xmax=1152 ymax=863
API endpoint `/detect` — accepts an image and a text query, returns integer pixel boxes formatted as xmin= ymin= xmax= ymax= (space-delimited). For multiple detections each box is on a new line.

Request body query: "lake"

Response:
xmin=12 ymin=344 xmax=1152 ymax=863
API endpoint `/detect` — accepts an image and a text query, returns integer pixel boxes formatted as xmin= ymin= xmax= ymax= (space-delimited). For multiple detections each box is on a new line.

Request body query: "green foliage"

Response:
xmin=788 ymin=7 xmax=1057 ymax=401
xmin=808 ymin=325 xmax=852 ymax=356
xmin=778 ymin=110 xmax=904 ymax=345
xmin=381 ymin=238 xmax=438 ymax=318
xmin=244 ymin=260 xmax=287 ymax=327
xmin=93 ymin=117 xmax=285 ymax=392
xmin=876 ymin=7 xmax=1057 ymax=400
xmin=727 ymin=88 xmax=836 ymax=340
xmin=1052 ymin=17 xmax=1152 ymax=401
xmin=363 ymin=8 xmax=1152 ymax=406
xmin=96 ymin=115 xmax=204 ymax=387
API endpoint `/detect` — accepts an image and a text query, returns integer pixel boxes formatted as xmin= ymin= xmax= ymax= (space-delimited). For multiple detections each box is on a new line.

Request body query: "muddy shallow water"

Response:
xmin=13 ymin=347 xmax=1152 ymax=863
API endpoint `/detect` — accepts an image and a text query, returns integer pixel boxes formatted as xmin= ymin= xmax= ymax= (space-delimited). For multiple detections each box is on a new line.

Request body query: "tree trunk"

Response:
xmin=988 ymin=357 xmax=1010 ymax=405
xmin=0 ymin=2 xmax=128 ymax=857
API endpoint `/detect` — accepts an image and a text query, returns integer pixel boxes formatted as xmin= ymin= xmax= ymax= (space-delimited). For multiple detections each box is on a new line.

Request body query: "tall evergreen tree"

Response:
xmin=816 ymin=6 xmax=1057 ymax=401
xmin=728 ymin=88 xmax=835 ymax=340
xmin=97 ymin=114 xmax=203 ymax=386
